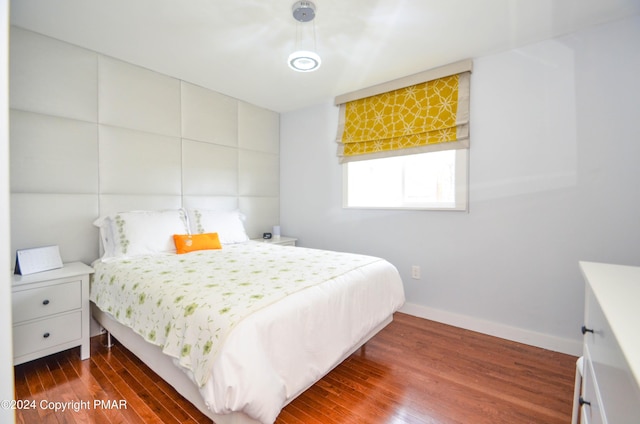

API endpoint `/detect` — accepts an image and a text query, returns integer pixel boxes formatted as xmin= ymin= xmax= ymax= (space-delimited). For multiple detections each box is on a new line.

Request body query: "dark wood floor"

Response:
xmin=14 ymin=313 xmax=578 ymax=423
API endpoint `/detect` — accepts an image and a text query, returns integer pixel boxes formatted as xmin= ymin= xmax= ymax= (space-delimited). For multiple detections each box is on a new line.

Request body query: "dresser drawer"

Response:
xmin=13 ymin=311 xmax=82 ymax=358
xmin=580 ymin=350 xmax=603 ymax=424
xmin=584 ymin=282 xmax=640 ymax=423
xmin=12 ymin=280 xmax=81 ymax=323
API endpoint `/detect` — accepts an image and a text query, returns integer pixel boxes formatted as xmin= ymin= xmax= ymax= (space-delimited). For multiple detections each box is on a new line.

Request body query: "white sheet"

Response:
xmin=199 ymin=256 xmax=405 ymax=423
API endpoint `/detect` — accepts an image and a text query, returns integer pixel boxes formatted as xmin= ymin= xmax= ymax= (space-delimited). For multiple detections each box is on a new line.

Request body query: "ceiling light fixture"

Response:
xmin=288 ymin=1 xmax=321 ymax=72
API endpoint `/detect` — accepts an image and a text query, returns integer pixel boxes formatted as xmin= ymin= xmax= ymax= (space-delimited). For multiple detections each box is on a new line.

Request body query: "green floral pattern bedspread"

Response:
xmin=90 ymin=242 xmax=382 ymax=387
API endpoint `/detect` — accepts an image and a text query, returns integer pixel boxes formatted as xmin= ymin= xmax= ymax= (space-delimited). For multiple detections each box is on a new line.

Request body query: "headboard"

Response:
xmin=9 ymin=27 xmax=280 ymax=266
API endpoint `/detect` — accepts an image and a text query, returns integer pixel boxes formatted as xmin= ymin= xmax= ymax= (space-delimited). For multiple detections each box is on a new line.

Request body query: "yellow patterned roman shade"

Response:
xmin=335 ymin=68 xmax=470 ymax=163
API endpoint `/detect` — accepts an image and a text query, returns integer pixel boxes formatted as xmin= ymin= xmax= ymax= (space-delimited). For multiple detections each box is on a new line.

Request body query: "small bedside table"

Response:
xmin=11 ymin=262 xmax=94 ymax=365
xmin=252 ymin=236 xmax=297 ymax=247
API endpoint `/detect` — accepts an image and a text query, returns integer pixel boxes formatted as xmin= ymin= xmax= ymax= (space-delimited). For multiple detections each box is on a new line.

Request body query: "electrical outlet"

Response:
xmin=411 ymin=265 xmax=421 ymax=280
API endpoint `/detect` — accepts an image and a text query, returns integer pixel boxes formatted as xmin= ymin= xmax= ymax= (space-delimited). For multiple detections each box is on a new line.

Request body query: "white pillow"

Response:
xmin=94 ymin=209 xmax=190 ymax=259
xmin=187 ymin=209 xmax=249 ymax=244
xmin=94 ymin=215 xmax=116 ymax=259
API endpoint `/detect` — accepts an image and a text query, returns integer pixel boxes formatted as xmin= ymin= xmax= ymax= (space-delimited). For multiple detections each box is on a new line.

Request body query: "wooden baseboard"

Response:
xmin=400 ymin=302 xmax=582 ymax=356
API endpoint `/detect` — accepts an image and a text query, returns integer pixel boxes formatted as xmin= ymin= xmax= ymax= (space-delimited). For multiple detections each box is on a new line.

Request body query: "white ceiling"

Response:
xmin=10 ymin=0 xmax=640 ymax=113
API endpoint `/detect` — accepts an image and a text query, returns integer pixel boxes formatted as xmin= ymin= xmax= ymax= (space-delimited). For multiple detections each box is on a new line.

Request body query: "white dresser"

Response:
xmin=578 ymin=261 xmax=640 ymax=424
xmin=11 ymin=262 xmax=94 ymax=365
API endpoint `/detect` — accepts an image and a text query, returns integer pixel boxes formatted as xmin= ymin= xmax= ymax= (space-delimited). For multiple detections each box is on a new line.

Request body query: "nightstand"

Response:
xmin=11 ymin=262 xmax=94 ymax=365
xmin=252 ymin=236 xmax=297 ymax=247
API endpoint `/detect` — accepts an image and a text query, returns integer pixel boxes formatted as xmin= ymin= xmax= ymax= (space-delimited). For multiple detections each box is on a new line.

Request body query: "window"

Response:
xmin=344 ymin=149 xmax=468 ymax=210
xmin=334 ymin=60 xmax=472 ymax=211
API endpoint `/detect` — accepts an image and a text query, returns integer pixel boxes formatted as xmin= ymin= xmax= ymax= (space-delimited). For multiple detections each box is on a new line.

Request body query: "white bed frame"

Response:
xmin=91 ymin=302 xmax=392 ymax=424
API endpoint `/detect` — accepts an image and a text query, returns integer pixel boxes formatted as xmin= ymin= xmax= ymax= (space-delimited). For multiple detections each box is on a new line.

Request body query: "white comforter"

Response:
xmin=92 ymin=242 xmax=405 ymax=423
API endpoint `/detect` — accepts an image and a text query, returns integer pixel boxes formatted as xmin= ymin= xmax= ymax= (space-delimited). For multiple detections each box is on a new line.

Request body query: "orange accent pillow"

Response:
xmin=173 ymin=233 xmax=222 ymax=254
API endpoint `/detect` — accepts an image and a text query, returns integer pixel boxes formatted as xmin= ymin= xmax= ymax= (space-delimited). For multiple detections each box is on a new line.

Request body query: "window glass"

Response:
xmin=344 ymin=150 xmax=468 ymax=210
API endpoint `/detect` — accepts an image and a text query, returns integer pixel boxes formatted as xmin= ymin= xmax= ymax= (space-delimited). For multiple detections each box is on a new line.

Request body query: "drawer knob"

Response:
xmin=42 ymin=299 xmax=50 ymax=305
xmin=579 ymin=396 xmax=591 ymax=406
xmin=581 ymin=325 xmax=594 ymax=335
xmin=43 ymin=332 xmax=50 ymax=339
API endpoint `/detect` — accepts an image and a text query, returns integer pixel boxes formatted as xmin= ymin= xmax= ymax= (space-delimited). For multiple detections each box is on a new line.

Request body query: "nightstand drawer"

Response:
xmin=11 ymin=262 xmax=93 ymax=365
xmin=12 ymin=280 xmax=81 ymax=323
xmin=13 ymin=311 xmax=82 ymax=358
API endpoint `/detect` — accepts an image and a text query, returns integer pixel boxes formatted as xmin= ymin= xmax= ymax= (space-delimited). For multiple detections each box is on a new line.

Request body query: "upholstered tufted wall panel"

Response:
xmin=181 ymin=82 xmax=238 ymax=147
xmin=9 ymin=26 xmax=280 ymax=265
xmin=9 ymin=28 xmax=98 ymax=122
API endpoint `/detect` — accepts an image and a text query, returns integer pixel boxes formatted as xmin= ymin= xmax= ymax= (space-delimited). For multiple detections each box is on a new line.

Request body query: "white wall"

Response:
xmin=280 ymin=16 xmax=640 ymax=354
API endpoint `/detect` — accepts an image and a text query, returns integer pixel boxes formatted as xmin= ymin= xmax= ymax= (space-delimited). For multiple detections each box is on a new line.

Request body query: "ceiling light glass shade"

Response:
xmin=288 ymin=50 xmax=321 ymax=72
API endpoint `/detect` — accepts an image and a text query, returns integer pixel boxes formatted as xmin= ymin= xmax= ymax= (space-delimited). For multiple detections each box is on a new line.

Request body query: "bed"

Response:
xmin=89 ymin=208 xmax=405 ymax=424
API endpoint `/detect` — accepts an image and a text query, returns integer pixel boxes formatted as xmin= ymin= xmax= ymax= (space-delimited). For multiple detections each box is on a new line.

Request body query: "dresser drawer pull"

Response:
xmin=43 ymin=332 xmax=50 ymax=339
xmin=579 ymin=396 xmax=591 ymax=406
xmin=42 ymin=299 xmax=50 ymax=305
xmin=581 ymin=325 xmax=594 ymax=335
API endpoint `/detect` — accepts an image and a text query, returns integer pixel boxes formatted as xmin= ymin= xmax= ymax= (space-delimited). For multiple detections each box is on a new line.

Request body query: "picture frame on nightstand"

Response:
xmin=14 ymin=245 xmax=63 ymax=276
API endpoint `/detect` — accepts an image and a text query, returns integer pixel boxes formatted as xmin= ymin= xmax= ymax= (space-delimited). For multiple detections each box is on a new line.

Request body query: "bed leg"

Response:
xmin=105 ymin=331 xmax=114 ymax=349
